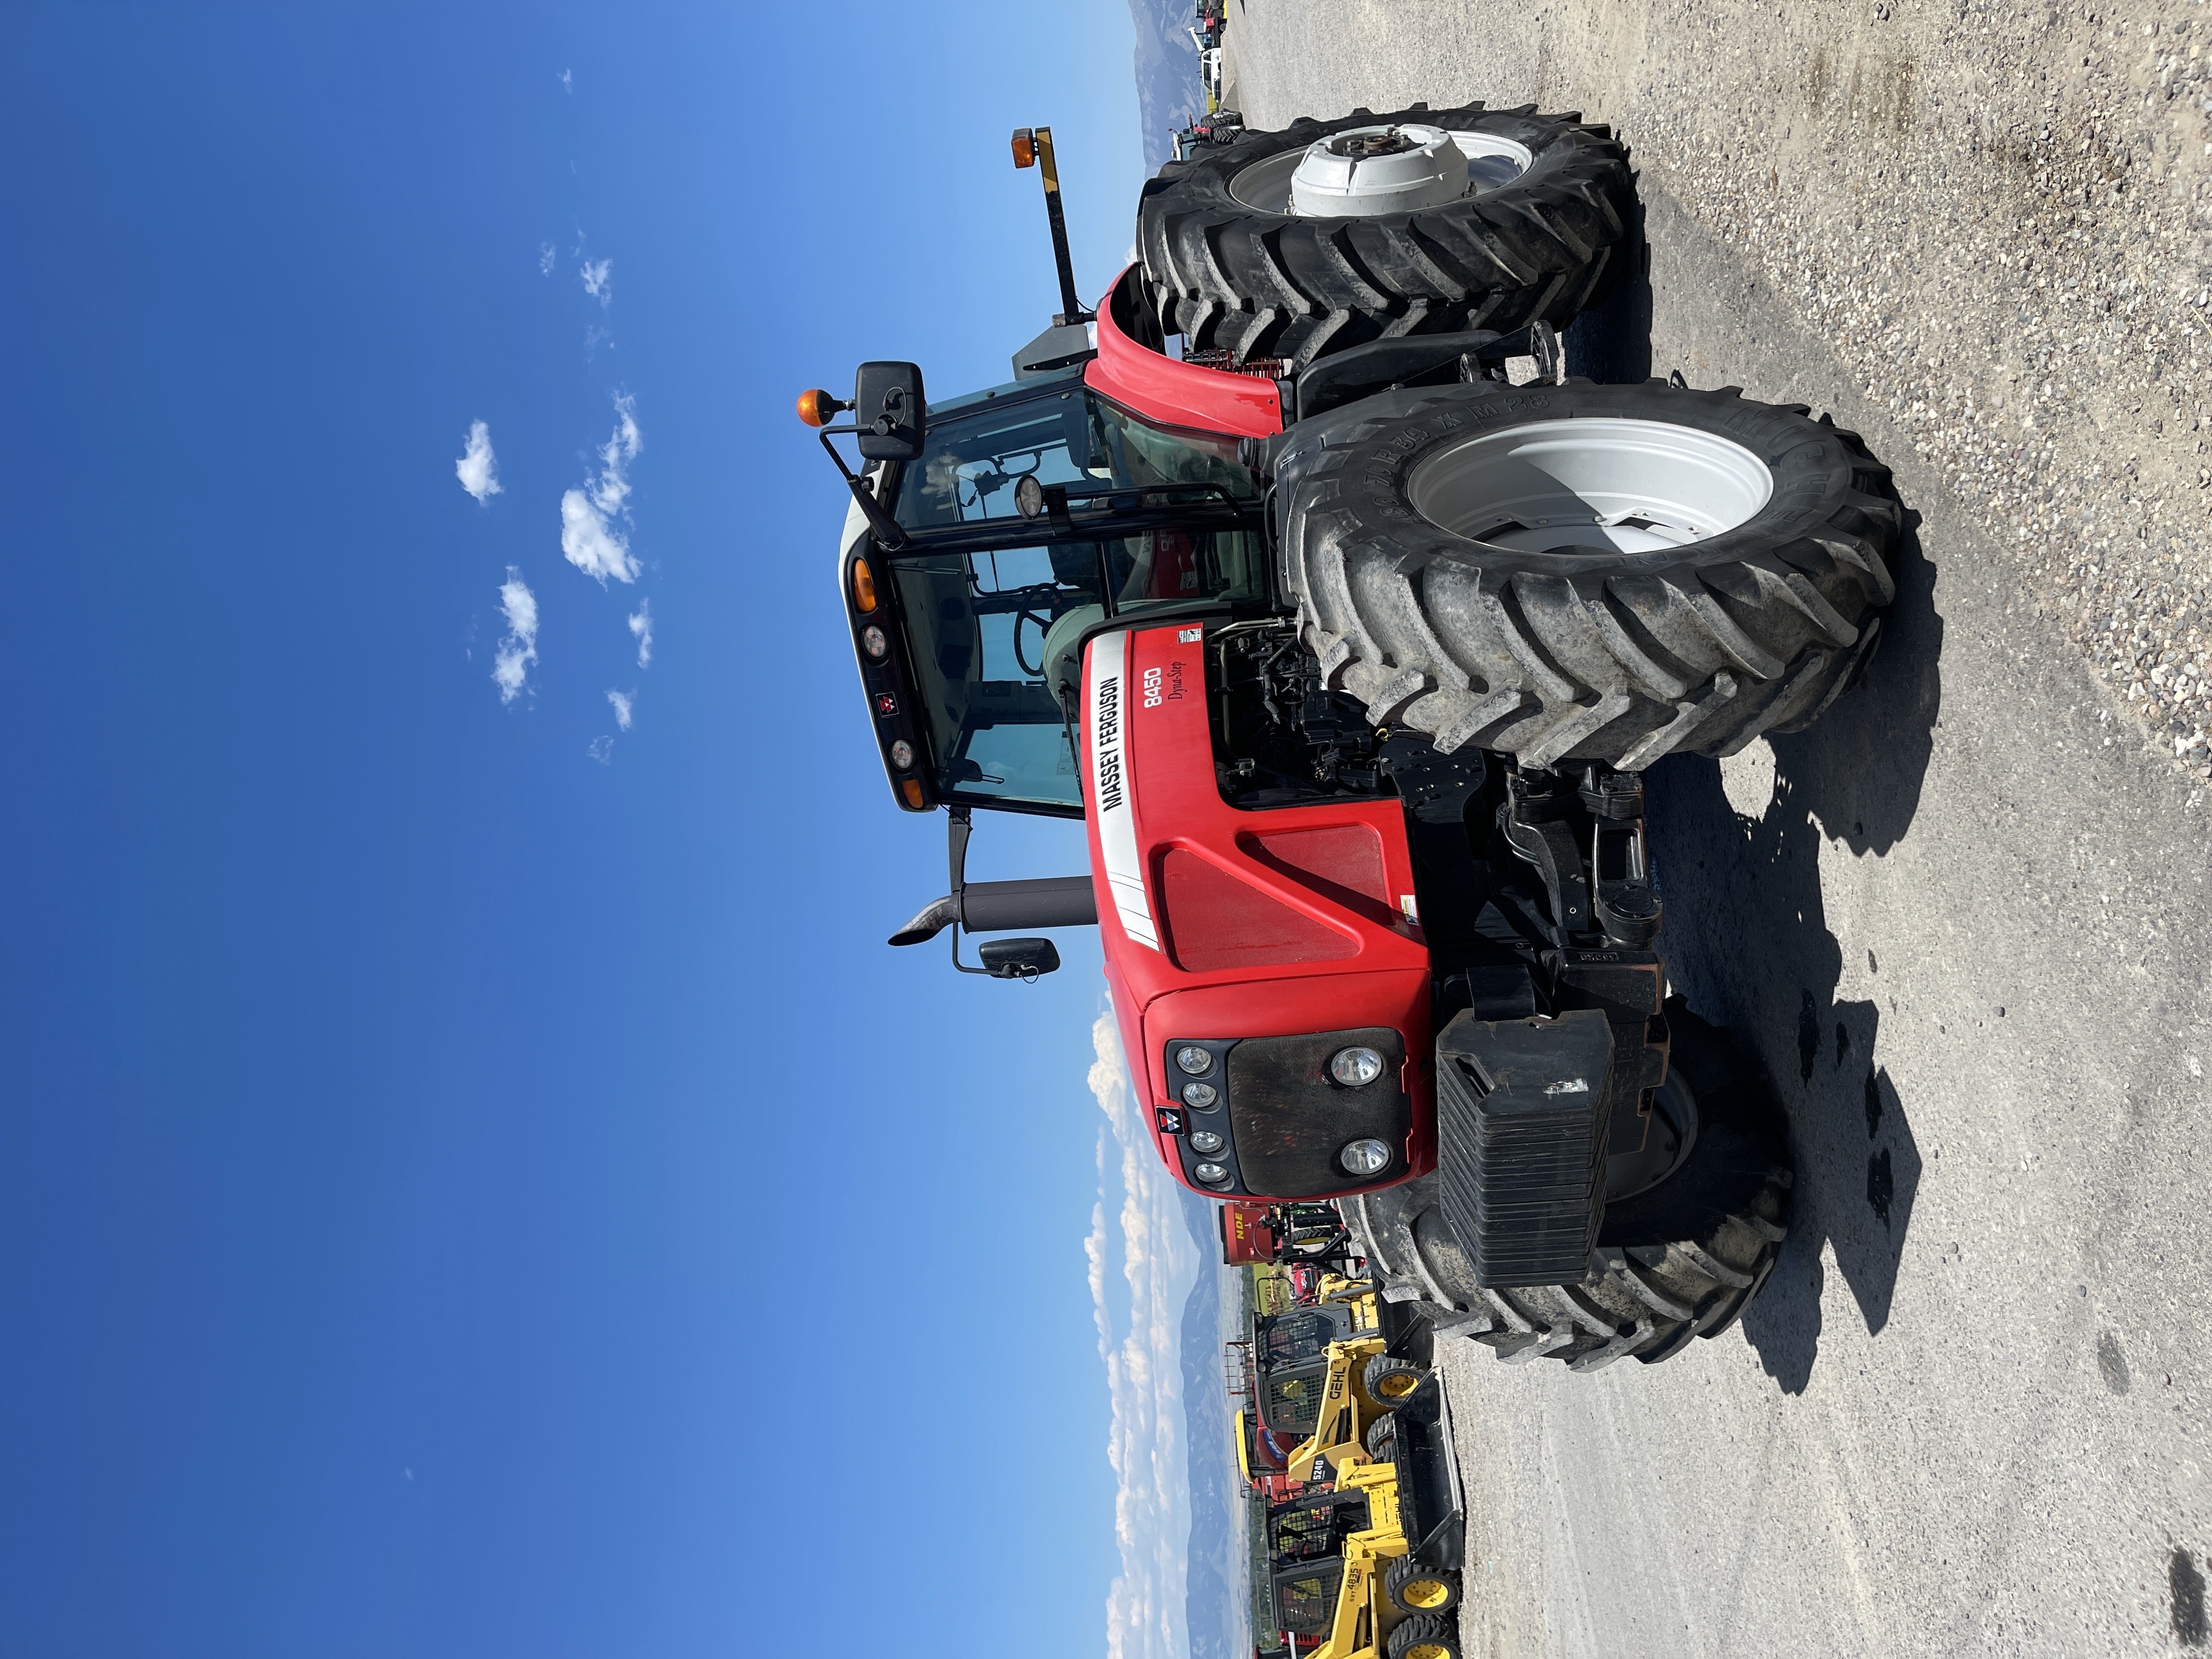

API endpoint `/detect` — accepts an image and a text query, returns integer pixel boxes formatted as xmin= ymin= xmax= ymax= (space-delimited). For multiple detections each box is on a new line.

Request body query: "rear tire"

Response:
xmin=1386 ymin=1611 xmax=1462 ymax=1659
xmin=1344 ymin=1000 xmax=1792 ymax=1372
xmin=1138 ymin=101 xmax=1633 ymax=369
xmin=1364 ymin=1412 xmax=1398 ymax=1458
xmin=1276 ymin=377 xmax=1903 ymax=768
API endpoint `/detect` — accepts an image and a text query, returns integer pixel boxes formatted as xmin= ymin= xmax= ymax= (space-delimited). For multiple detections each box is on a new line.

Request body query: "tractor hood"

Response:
xmin=1076 ymin=620 xmax=1436 ymax=1201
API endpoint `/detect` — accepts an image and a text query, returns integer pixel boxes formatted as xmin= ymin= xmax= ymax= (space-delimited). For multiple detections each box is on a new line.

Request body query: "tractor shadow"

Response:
xmin=1640 ymin=511 xmax=1942 ymax=1394
xmin=1564 ymin=194 xmax=1654 ymax=385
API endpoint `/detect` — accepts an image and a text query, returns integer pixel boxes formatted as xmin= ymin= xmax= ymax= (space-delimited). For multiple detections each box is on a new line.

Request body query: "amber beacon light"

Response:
xmin=795 ymin=387 xmax=850 ymax=428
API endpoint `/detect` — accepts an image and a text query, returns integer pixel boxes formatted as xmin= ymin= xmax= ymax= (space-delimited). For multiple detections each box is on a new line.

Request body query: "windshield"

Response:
xmin=883 ymin=387 xmax=1266 ymax=815
xmin=895 ymin=383 xmax=1257 ymax=529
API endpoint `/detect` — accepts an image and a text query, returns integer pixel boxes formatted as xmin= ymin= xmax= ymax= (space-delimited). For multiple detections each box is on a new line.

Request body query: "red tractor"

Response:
xmin=805 ymin=106 xmax=1899 ymax=1373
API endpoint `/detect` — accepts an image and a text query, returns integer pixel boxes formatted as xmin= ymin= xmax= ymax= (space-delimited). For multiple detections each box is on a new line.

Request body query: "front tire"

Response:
xmin=1362 ymin=1353 xmax=1427 ymax=1406
xmin=1385 ymin=1555 xmax=1463 ymax=1615
xmin=1343 ymin=1001 xmax=1792 ymax=1372
xmin=1277 ymin=378 xmax=1903 ymax=768
xmin=1137 ymin=100 xmax=1633 ymax=368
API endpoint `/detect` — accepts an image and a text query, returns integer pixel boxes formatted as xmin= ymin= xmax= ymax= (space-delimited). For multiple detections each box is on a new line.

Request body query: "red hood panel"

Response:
xmin=1080 ymin=622 xmax=1435 ymax=1198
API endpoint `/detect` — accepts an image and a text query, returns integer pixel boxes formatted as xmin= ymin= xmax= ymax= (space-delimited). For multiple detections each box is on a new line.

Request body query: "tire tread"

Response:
xmin=1138 ymin=101 xmax=1635 ymax=367
xmin=1276 ymin=379 xmax=1904 ymax=767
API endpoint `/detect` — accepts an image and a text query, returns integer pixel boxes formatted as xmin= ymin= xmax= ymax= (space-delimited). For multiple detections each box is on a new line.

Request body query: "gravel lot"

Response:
xmin=1220 ymin=4 xmax=2212 ymax=1654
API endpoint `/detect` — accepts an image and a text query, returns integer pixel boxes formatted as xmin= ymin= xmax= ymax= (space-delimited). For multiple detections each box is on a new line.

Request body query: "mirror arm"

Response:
xmin=948 ymin=925 xmax=991 ymax=977
xmin=817 ymin=427 xmax=909 ymax=551
xmin=943 ymin=806 xmax=990 ymax=974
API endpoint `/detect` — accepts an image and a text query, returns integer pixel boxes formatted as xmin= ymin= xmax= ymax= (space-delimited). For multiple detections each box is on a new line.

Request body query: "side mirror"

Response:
xmin=978 ymin=938 xmax=1061 ymax=980
xmin=854 ymin=361 xmax=927 ymax=462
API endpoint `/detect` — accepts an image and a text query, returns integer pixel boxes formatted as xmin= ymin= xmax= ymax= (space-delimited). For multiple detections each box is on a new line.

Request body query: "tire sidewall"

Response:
xmin=1294 ymin=379 xmax=1863 ymax=589
xmin=1148 ymin=104 xmax=1608 ymax=225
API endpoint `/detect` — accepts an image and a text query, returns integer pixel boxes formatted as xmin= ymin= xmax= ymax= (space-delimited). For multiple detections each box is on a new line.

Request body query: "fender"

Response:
xmin=1085 ymin=265 xmax=1284 ymax=439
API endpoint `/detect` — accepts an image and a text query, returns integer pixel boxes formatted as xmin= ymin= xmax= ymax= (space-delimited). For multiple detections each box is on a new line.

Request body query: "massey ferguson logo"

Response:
xmin=1094 ymin=673 xmax=1125 ymax=812
xmin=1088 ymin=633 xmax=1158 ymax=951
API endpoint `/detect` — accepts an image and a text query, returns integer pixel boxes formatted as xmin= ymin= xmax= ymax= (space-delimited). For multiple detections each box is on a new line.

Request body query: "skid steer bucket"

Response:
xmin=1389 ymin=1373 xmax=1465 ymax=1571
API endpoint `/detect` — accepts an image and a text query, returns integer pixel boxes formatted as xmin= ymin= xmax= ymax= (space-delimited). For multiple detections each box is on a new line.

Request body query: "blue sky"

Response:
xmin=0 ymin=7 xmax=1204 ymax=1654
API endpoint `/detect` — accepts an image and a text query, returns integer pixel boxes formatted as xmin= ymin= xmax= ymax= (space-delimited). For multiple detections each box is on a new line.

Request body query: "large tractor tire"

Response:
xmin=1275 ymin=377 xmax=1903 ymax=769
xmin=1342 ymin=1000 xmax=1792 ymax=1373
xmin=1136 ymin=101 xmax=1634 ymax=369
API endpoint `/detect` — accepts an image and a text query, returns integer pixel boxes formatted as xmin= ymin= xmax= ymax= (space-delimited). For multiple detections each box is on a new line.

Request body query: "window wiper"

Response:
xmin=1050 ymin=479 xmax=1251 ymax=514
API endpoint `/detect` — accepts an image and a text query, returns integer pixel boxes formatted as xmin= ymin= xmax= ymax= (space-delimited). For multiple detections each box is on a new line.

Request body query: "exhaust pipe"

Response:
xmin=889 ymin=876 xmax=1097 ymax=946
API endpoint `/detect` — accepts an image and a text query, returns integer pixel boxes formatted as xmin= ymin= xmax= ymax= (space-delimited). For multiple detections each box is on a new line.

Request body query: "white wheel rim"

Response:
xmin=1405 ymin=418 xmax=1775 ymax=554
xmin=1227 ymin=128 xmax=1534 ymax=215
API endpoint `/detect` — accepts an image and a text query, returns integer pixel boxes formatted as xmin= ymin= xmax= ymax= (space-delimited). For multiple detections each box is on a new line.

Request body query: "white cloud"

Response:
xmin=606 ymin=688 xmax=634 ymax=730
xmin=587 ymin=735 xmax=613 ymax=763
xmin=559 ymin=394 xmax=643 ymax=585
xmin=1088 ymin=1009 xmax=1199 ymax=1659
xmin=558 ymin=67 xmax=573 ymax=93
xmin=628 ymin=600 xmax=653 ymax=667
xmin=580 ymin=257 xmax=612 ymax=304
xmin=538 ymin=242 xmax=556 ymax=275
xmin=454 ymin=420 xmax=500 ymax=503
xmin=592 ymin=399 xmax=640 ymax=511
xmin=559 ymin=489 xmax=634 ymax=583
xmin=492 ymin=568 xmax=538 ymax=703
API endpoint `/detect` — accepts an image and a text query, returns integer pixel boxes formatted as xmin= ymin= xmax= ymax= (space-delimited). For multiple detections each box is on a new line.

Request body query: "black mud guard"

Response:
xmin=1434 ymin=1008 xmax=1615 ymax=1288
xmin=1389 ymin=1372 xmax=1465 ymax=1572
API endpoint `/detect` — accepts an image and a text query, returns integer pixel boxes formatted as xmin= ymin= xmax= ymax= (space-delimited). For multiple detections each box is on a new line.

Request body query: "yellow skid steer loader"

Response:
xmin=1252 ymin=1279 xmax=1430 ymax=1486
xmin=1263 ymin=1373 xmax=1466 ymax=1659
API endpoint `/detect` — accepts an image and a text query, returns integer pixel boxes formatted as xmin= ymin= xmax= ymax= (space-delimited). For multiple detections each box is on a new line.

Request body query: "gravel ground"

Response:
xmin=1222 ymin=0 xmax=2212 ymax=782
xmin=1215 ymin=5 xmax=2212 ymax=1655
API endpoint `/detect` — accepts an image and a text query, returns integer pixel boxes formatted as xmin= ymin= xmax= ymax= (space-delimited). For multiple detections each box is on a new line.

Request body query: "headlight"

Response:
xmin=1189 ymin=1129 xmax=1225 ymax=1154
xmin=1329 ymin=1046 xmax=1385 ymax=1088
xmin=1193 ymin=1161 xmax=1231 ymax=1185
xmin=862 ymin=625 xmax=888 ymax=659
xmin=1338 ymin=1138 xmax=1391 ymax=1177
xmin=1174 ymin=1044 xmax=1215 ymax=1076
xmin=888 ymin=740 xmax=913 ymax=770
xmin=1181 ymin=1081 xmax=1219 ymax=1110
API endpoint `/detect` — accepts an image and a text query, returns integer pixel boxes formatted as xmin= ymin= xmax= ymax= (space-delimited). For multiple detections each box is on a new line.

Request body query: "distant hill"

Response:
xmin=1125 ymin=0 xmax=1205 ymax=173
xmin=1179 ymin=1185 xmax=1247 ymax=1659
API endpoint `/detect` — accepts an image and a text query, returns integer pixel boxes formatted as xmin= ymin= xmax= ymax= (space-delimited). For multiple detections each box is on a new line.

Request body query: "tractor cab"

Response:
xmin=808 ymin=346 xmax=1282 ymax=983
xmin=868 ymin=375 xmax=1267 ymax=817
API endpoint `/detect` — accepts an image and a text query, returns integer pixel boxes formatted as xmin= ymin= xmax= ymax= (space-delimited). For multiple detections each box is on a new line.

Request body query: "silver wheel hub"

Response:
xmin=1231 ymin=125 xmax=1536 ymax=218
xmin=1405 ymin=418 xmax=1775 ymax=554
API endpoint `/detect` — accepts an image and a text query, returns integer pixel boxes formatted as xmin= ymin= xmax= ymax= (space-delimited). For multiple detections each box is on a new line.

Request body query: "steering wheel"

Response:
xmin=1013 ymin=610 xmax=1051 ymax=677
